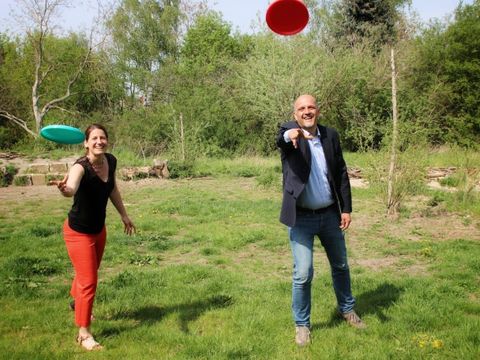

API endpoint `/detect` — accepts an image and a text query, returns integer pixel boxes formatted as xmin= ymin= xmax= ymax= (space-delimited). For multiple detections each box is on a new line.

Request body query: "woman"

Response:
xmin=54 ymin=124 xmax=135 ymax=350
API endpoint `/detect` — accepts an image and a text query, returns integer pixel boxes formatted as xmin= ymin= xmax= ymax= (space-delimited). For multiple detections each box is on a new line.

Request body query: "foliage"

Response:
xmin=167 ymin=159 xmax=197 ymax=179
xmin=107 ymin=0 xmax=181 ymax=101
xmin=1 ymin=0 xmax=480 ymax=155
xmin=0 ymin=31 xmax=121 ymax=142
xmin=0 ymin=34 xmax=33 ymax=144
xmin=234 ymin=34 xmax=328 ymax=154
xmin=0 ymin=164 xmax=17 ymax=187
xmin=363 ymin=146 xmax=427 ymax=214
xmin=406 ymin=1 xmax=480 ymax=148
xmin=13 ymin=175 xmax=31 ymax=187
xmin=330 ymin=0 xmax=411 ymax=47
xmin=160 ymin=12 xmax=253 ymax=159
xmin=112 ymin=103 xmax=174 ymax=158
xmin=442 ymin=151 xmax=480 ymax=211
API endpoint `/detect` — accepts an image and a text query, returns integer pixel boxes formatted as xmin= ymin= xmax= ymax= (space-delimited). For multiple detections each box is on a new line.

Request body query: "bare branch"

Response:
xmin=0 ymin=111 xmax=37 ymax=138
xmin=49 ymin=105 xmax=82 ymax=116
xmin=40 ymin=45 xmax=93 ymax=116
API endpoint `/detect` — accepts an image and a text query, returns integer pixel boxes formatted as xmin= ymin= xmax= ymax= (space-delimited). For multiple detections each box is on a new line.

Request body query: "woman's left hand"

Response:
xmin=122 ymin=216 xmax=136 ymax=235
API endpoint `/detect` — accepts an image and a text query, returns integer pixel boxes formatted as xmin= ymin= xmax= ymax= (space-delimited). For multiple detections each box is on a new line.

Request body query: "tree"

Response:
xmin=331 ymin=0 xmax=410 ymax=48
xmin=160 ymin=11 xmax=251 ymax=158
xmin=107 ymin=0 xmax=181 ymax=104
xmin=0 ymin=34 xmax=32 ymax=146
xmin=408 ymin=1 xmax=480 ymax=147
xmin=0 ymin=0 xmax=100 ymax=137
xmin=327 ymin=0 xmax=413 ymax=215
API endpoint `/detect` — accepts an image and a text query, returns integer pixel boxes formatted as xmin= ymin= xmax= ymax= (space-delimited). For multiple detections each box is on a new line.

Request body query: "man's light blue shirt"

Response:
xmin=284 ymin=129 xmax=334 ymax=209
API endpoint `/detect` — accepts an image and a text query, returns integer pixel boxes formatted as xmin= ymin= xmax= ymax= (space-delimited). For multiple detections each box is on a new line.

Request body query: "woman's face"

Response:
xmin=85 ymin=128 xmax=108 ymax=157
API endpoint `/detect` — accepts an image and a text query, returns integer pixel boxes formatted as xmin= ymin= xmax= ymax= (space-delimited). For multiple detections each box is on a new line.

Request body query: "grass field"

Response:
xmin=0 ymin=156 xmax=479 ymax=359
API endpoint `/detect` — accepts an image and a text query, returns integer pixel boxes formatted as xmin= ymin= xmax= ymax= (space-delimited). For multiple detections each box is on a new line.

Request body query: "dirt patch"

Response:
xmin=354 ymin=257 xmax=428 ymax=276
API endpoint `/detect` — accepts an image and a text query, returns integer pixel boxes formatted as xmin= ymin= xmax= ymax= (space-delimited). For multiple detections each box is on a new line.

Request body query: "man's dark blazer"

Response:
xmin=276 ymin=121 xmax=352 ymax=227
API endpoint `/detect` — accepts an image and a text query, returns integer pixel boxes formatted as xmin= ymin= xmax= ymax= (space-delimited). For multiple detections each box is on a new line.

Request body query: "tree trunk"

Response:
xmin=1 ymin=0 xmax=95 ymax=136
xmin=387 ymin=47 xmax=399 ymax=216
xmin=180 ymin=112 xmax=185 ymax=161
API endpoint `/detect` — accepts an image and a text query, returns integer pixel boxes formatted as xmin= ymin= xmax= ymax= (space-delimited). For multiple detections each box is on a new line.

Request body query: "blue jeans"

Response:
xmin=288 ymin=207 xmax=355 ymax=327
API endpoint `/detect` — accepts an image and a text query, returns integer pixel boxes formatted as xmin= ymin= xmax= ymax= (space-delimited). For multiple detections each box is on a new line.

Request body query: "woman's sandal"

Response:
xmin=77 ymin=335 xmax=103 ymax=351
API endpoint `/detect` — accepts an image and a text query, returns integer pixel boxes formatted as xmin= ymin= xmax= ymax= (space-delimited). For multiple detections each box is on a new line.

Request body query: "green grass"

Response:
xmin=0 ymin=157 xmax=479 ymax=359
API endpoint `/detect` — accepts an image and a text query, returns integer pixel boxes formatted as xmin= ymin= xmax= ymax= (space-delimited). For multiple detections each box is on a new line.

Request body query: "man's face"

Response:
xmin=293 ymin=95 xmax=319 ymax=133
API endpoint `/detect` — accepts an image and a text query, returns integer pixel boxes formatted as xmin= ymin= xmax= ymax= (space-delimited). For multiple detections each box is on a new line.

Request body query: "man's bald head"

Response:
xmin=293 ymin=94 xmax=320 ymax=134
xmin=294 ymin=94 xmax=317 ymax=110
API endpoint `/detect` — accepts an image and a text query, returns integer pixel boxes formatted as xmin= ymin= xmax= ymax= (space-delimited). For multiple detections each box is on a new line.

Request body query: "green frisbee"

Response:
xmin=40 ymin=125 xmax=85 ymax=144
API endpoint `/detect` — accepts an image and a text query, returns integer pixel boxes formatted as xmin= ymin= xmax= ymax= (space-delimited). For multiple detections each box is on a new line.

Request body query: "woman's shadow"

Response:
xmin=98 ymin=294 xmax=233 ymax=337
xmin=312 ymin=282 xmax=403 ymax=330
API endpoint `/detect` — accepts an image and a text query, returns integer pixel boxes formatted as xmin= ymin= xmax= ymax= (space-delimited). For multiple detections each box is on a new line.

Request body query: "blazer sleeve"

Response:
xmin=332 ymin=131 xmax=352 ymax=213
xmin=276 ymin=122 xmax=297 ymax=153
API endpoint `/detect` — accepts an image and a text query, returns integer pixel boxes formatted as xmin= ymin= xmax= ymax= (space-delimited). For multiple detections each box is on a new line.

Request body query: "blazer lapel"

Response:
xmin=318 ymin=125 xmax=334 ymax=173
xmin=299 ymin=136 xmax=311 ymax=167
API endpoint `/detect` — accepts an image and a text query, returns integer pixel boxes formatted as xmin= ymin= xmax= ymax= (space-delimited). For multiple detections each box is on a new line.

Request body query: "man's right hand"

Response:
xmin=287 ymin=128 xmax=314 ymax=149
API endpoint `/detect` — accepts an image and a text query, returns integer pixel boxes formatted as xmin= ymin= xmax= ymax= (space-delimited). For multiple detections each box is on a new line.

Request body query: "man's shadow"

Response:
xmin=312 ymin=282 xmax=403 ymax=329
xmin=98 ymin=294 xmax=233 ymax=337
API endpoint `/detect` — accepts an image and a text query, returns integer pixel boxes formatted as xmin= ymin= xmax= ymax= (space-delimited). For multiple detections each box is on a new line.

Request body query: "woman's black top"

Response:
xmin=68 ymin=153 xmax=116 ymax=234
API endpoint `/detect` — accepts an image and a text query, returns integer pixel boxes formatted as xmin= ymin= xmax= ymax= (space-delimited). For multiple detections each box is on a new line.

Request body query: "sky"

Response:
xmin=0 ymin=0 xmax=474 ymax=36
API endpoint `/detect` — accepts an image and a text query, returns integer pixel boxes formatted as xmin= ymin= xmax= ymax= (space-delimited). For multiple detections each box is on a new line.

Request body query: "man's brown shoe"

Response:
xmin=341 ymin=311 xmax=367 ymax=329
xmin=295 ymin=326 xmax=311 ymax=346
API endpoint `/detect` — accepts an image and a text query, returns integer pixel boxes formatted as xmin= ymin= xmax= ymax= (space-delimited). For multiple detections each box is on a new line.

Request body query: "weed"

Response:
xmin=255 ymin=169 xmax=281 ymax=190
xmin=13 ymin=175 xmax=31 ymax=186
xmin=0 ymin=164 xmax=17 ymax=187
xmin=29 ymin=225 xmax=58 ymax=237
xmin=129 ymin=254 xmax=159 ymax=266
xmin=4 ymin=256 xmax=60 ymax=277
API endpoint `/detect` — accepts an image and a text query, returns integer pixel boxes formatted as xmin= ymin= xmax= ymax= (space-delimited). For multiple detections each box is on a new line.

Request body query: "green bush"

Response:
xmin=0 ymin=165 xmax=18 ymax=187
xmin=363 ymin=147 xmax=427 ymax=214
xmin=13 ymin=175 xmax=31 ymax=186
xmin=439 ymin=174 xmax=461 ymax=187
xmin=168 ymin=160 xmax=198 ymax=179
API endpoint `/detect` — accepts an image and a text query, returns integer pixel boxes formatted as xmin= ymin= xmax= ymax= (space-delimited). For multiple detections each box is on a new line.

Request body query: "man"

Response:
xmin=276 ymin=94 xmax=365 ymax=347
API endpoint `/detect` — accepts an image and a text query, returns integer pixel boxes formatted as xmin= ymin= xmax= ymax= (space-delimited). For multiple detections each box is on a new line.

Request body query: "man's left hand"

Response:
xmin=340 ymin=213 xmax=351 ymax=230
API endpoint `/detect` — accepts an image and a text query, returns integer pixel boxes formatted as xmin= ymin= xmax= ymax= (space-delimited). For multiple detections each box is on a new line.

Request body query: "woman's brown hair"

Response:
xmin=85 ymin=123 xmax=108 ymax=140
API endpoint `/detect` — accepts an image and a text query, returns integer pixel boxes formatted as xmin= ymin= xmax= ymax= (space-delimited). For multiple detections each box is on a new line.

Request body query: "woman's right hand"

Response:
xmin=49 ymin=174 xmax=69 ymax=196
xmin=49 ymin=164 xmax=84 ymax=197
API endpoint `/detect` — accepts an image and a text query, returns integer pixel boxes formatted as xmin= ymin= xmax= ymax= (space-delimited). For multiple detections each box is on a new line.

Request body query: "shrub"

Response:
xmin=0 ymin=164 xmax=18 ymax=187
xmin=167 ymin=160 xmax=210 ymax=179
xmin=13 ymin=175 xmax=31 ymax=186
xmin=168 ymin=160 xmax=197 ymax=179
xmin=363 ymin=147 xmax=427 ymax=215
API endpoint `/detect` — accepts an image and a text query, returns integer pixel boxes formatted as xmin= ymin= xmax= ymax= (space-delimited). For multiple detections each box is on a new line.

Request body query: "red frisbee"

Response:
xmin=266 ymin=0 xmax=309 ymax=36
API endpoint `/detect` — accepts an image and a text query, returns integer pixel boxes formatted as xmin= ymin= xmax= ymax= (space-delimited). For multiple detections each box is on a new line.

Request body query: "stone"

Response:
xmin=30 ymin=174 xmax=46 ymax=186
xmin=49 ymin=163 xmax=68 ymax=173
xmin=27 ymin=164 xmax=49 ymax=174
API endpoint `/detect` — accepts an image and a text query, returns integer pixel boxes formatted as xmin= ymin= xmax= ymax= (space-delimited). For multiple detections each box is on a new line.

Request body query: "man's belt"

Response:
xmin=296 ymin=203 xmax=336 ymax=214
